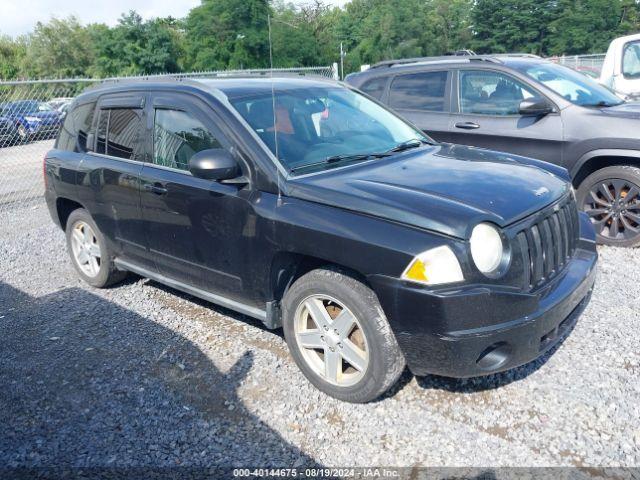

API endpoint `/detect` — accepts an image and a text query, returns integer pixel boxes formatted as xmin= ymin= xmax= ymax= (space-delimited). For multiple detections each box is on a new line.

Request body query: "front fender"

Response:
xmin=571 ymin=148 xmax=640 ymax=178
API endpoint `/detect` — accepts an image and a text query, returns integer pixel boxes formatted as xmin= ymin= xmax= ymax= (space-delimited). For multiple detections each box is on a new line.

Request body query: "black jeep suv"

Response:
xmin=347 ymin=55 xmax=640 ymax=247
xmin=45 ymin=77 xmax=597 ymax=402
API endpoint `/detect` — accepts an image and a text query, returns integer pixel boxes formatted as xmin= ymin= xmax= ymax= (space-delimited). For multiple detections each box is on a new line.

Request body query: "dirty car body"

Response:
xmin=44 ymin=77 xmax=597 ymax=401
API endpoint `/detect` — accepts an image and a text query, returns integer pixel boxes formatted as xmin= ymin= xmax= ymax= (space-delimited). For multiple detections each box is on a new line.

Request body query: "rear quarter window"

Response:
xmin=56 ymin=102 xmax=96 ymax=153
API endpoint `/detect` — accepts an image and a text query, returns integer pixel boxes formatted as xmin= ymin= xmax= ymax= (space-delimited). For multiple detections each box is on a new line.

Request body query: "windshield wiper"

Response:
xmin=289 ymin=152 xmax=391 ymax=174
xmin=387 ymin=138 xmax=429 ymax=153
xmin=584 ymin=100 xmax=622 ymax=108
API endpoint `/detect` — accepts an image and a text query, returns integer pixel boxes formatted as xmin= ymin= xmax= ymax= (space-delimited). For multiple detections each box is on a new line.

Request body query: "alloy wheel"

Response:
xmin=582 ymin=179 xmax=640 ymax=241
xmin=294 ymin=294 xmax=369 ymax=387
xmin=70 ymin=221 xmax=102 ymax=277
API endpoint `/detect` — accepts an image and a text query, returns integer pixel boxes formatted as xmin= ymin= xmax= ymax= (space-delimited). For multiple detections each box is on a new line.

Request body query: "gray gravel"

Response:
xmin=1 ymin=200 xmax=639 ymax=469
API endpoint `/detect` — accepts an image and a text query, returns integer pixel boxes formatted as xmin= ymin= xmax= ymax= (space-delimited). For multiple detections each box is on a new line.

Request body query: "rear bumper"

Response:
xmin=369 ymin=215 xmax=598 ymax=378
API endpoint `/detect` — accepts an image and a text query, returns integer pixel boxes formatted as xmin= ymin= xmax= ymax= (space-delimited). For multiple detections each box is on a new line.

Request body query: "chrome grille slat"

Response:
xmin=540 ymin=219 xmax=555 ymax=277
xmin=550 ymin=214 xmax=563 ymax=268
xmin=516 ymin=232 xmax=531 ymax=289
xmin=559 ymin=207 xmax=570 ymax=261
xmin=517 ymin=197 xmax=579 ymax=291
xmin=529 ymin=225 xmax=544 ymax=285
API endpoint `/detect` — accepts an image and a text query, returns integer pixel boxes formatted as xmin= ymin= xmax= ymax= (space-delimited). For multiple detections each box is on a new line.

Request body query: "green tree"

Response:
xmin=185 ymin=0 xmax=271 ymax=71
xmin=471 ymin=0 xmax=557 ymax=55
xmin=547 ymin=0 xmax=640 ymax=55
xmin=425 ymin=0 xmax=473 ymax=55
xmin=91 ymin=12 xmax=184 ymax=77
xmin=334 ymin=0 xmax=473 ymax=73
xmin=21 ymin=16 xmax=94 ymax=78
xmin=269 ymin=1 xmax=340 ymax=68
xmin=0 ymin=35 xmax=27 ymax=80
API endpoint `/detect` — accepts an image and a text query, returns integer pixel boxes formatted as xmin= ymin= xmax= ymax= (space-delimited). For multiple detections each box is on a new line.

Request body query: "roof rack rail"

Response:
xmin=491 ymin=53 xmax=542 ymax=59
xmin=370 ymin=52 xmax=542 ymax=69
xmin=371 ymin=55 xmax=495 ymax=69
xmin=370 ymin=56 xmax=462 ymax=69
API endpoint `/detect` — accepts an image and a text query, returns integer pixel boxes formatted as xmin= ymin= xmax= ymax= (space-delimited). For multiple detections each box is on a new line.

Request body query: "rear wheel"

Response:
xmin=282 ymin=267 xmax=405 ymax=403
xmin=65 ymin=209 xmax=127 ymax=288
xmin=577 ymin=166 xmax=640 ymax=248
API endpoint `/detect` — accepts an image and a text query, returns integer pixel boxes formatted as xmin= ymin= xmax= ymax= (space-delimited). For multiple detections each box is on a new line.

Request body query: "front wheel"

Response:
xmin=282 ymin=268 xmax=405 ymax=403
xmin=14 ymin=124 xmax=29 ymax=144
xmin=577 ymin=166 xmax=640 ymax=247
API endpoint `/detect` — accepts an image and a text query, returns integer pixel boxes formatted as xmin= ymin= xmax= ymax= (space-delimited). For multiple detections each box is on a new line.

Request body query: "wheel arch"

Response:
xmin=268 ymin=252 xmax=370 ymax=307
xmin=56 ymin=197 xmax=85 ymax=231
xmin=572 ymin=149 xmax=640 ymax=187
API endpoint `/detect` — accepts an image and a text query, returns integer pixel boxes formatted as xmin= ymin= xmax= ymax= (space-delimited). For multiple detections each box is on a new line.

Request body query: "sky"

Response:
xmin=0 ymin=0 xmax=350 ymax=38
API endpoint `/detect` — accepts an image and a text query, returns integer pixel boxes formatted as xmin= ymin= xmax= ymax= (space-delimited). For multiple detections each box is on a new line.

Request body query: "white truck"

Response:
xmin=600 ymin=33 xmax=640 ymax=99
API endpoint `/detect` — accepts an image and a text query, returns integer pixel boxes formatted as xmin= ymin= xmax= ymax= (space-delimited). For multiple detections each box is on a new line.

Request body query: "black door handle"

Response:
xmin=144 ymin=183 xmax=168 ymax=195
xmin=455 ymin=122 xmax=480 ymax=130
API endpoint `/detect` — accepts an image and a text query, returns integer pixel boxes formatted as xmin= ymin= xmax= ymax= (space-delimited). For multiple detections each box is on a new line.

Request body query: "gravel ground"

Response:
xmin=0 ymin=140 xmax=51 ymax=208
xmin=0 ymin=199 xmax=639 ymax=470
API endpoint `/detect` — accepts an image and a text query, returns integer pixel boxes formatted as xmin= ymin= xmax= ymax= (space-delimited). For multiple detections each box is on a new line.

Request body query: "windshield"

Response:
xmin=513 ymin=63 xmax=623 ymax=107
xmin=623 ymin=41 xmax=640 ymax=79
xmin=229 ymin=86 xmax=429 ymax=174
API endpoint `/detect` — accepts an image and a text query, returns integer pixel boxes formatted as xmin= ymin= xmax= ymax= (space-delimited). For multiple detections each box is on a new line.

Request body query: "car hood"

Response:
xmin=287 ymin=144 xmax=570 ymax=239
xmin=598 ymin=102 xmax=640 ymax=119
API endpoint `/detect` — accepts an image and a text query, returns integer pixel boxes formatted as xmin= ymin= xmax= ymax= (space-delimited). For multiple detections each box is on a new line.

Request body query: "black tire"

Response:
xmin=65 ymin=209 xmax=127 ymax=288
xmin=282 ymin=267 xmax=405 ymax=403
xmin=577 ymin=165 xmax=640 ymax=248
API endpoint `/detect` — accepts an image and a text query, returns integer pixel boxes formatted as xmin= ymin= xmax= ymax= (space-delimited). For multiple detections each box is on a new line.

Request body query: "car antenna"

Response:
xmin=267 ymin=14 xmax=283 ymax=207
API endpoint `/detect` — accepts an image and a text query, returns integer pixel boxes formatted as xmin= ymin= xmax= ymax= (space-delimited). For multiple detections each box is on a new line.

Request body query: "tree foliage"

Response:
xmin=185 ymin=0 xmax=270 ymax=70
xmin=0 ymin=0 xmax=639 ymax=80
xmin=547 ymin=0 xmax=640 ymax=54
xmin=90 ymin=12 xmax=184 ymax=77
xmin=22 ymin=16 xmax=94 ymax=78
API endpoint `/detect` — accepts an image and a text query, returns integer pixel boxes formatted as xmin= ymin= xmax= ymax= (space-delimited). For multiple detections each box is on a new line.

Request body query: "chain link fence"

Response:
xmin=549 ymin=53 xmax=606 ymax=78
xmin=0 ymin=65 xmax=337 ymax=214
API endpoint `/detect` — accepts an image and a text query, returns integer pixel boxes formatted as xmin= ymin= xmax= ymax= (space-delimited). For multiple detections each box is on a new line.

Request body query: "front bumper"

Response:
xmin=369 ymin=214 xmax=598 ymax=378
xmin=28 ymin=122 xmax=60 ymax=138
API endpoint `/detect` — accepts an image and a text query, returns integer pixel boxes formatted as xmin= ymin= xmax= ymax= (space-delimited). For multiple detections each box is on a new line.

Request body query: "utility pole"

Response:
xmin=340 ymin=42 xmax=345 ymax=81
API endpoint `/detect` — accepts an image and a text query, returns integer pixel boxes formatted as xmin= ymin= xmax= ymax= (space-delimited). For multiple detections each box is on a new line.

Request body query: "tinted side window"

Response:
xmin=57 ymin=102 xmax=96 ymax=153
xmin=389 ymin=71 xmax=448 ymax=111
xmin=153 ymin=109 xmax=222 ymax=171
xmin=57 ymin=114 xmax=75 ymax=152
xmin=95 ymin=108 xmax=143 ymax=160
xmin=75 ymin=102 xmax=96 ymax=153
xmin=459 ymin=70 xmax=536 ymax=115
xmin=360 ymin=77 xmax=388 ymax=100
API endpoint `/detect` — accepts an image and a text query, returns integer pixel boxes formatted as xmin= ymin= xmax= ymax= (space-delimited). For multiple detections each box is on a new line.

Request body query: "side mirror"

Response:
xmin=519 ymin=98 xmax=554 ymax=116
xmin=189 ymin=148 xmax=240 ymax=181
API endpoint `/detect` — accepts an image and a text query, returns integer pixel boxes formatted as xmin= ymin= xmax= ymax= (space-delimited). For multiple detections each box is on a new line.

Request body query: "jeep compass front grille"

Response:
xmin=516 ymin=198 xmax=579 ymax=290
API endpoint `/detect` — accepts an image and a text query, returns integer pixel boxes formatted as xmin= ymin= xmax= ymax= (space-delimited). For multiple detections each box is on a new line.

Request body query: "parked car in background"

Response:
xmin=347 ymin=55 xmax=640 ymax=247
xmin=0 ymin=112 xmax=20 ymax=146
xmin=44 ymin=77 xmax=597 ymax=402
xmin=601 ymin=33 xmax=640 ymax=100
xmin=575 ymin=65 xmax=601 ymax=80
xmin=48 ymin=97 xmax=75 ymax=120
xmin=1 ymin=100 xmax=63 ymax=142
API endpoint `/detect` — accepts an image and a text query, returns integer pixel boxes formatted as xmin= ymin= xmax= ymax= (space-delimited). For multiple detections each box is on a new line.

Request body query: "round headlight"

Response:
xmin=470 ymin=223 xmax=505 ymax=274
